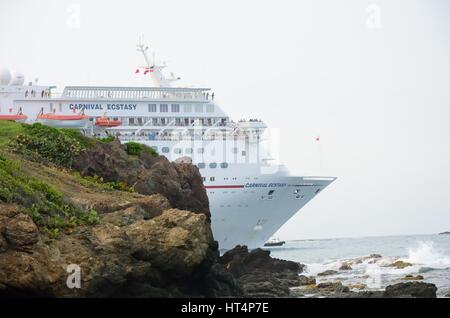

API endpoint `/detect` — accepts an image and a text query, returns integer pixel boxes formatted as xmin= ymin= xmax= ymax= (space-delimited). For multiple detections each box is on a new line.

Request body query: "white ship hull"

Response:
xmin=208 ymin=176 xmax=334 ymax=250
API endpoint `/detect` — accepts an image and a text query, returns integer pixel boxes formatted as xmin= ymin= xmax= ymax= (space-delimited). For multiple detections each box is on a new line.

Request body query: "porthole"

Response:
xmin=162 ymin=147 xmax=170 ymax=153
xmin=220 ymin=162 xmax=228 ymax=168
xmin=185 ymin=148 xmax=193 ymax=154
xmin=197 ymin=162 xmax=206 ymax=169
xmin=209 ymin=162 xmax=217 ymax=169
xmin=174 ymin=148 xmax=182 ymax=154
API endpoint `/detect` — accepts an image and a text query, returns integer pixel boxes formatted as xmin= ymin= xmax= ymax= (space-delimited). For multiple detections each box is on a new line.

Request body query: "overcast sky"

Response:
xmin=1 ymin=0 xmax=449 ymax=240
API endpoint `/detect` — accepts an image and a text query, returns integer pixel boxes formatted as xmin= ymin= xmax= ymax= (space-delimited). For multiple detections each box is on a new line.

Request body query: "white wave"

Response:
xmin=402 ymin=241 xmax=450 ymax=269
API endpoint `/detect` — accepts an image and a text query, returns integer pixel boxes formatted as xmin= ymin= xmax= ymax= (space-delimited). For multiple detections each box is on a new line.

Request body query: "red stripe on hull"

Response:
xmin=204 ymin=185 xmax=244 ymax=189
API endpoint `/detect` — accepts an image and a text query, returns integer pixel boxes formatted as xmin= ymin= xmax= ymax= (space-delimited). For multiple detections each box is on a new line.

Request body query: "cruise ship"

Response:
xmin=0 ymin=44 xmax=336 ymax=249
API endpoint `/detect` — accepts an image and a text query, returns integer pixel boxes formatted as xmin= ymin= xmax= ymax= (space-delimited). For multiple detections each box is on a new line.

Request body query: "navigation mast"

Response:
xmin=136 ymin=41 xmax=180 ymax=88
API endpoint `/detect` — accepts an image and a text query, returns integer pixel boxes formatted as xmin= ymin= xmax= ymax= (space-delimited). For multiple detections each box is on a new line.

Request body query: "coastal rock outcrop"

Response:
xmin=72 ymin=140 xmax=210 ymax=219
xmin=0 ymin=123 xmax=236 ymax=297
xmin=0 ymin=205 xmax=239 ymax=297
xmin=384 ymin=282 xmax=437 ymax=298
xmin=219 ymin=245 xmax=306 ymax=297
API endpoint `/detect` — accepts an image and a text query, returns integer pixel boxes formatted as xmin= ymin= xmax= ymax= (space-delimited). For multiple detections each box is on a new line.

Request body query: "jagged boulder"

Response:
xmin=72 ymin=140 xmax=210 ymax=219
xmin=219 ymin=245 xmax=305 ymax=297
xmin=384 ymin=282 xmax=437 ymax=298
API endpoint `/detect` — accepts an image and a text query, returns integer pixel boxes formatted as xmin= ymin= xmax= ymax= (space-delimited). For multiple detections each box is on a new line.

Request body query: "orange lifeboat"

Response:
xmin=0 ymin=108 xmax=28 ymax=122
xmin=95 ymin=117 xmax=122 ymax=127
xmin=37 ymin=108 xmax=90 ymax=128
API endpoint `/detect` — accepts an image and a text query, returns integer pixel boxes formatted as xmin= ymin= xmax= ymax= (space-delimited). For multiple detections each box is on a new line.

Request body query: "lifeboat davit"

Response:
xmin=95 ymin=117 xmax=122 ymax=128
xmin=0 ymin=108 xmax=28 ymax=123
xmin=37 ymin=108 xmax=90 ymax=128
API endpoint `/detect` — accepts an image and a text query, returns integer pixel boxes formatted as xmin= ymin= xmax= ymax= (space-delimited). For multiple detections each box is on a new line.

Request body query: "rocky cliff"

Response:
xmin=0 ymin=122 xmax=237 ymax=297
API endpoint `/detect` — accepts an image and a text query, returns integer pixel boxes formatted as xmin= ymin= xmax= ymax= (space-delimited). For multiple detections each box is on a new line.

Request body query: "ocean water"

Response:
xmin=266 ymin=234 xmax=450 ymax=297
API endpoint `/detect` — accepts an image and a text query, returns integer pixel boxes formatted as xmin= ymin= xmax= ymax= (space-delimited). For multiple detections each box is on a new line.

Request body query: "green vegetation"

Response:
xmin=125 ymin=141 xmax=158 ymax=157
xmin=0 ymin=121 xmax=25 ymax=147
xmin=73 ymin=172 xmax=134 ymax=192
xmin=0 ymin=154 xmax=99 ymax=237
xmin=8 ymin=123 xmax=95 ymax=167
xmin=97 ymin=135 xmax=116 ymax=143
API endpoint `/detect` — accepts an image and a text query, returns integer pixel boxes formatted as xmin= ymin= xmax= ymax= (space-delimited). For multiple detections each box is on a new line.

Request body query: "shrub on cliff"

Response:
xmin=8 ymin=123 xmax=94 ymax=167
xmin=0 ymin=154 xmax=99 ymax=237
xmin=125 ymin=141 xmax=158 ymax=157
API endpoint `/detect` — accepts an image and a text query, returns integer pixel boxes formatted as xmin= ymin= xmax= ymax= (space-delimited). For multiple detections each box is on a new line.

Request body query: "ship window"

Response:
xmin=129 ymin=117 xmax=135 ymax=125
xmin=58 ymin=103 xmax=62 ymax=112
xmin=268 ymin=190 xmax=275 ymax=195
xmin=137 ymin=117 xmax=143 ymax=125
xmin=49 ymin=103 xmax=53 ymax=112
xmin=195 ymin=104 xmax=203 ymax=112
xmin=206 ymin=104 xmax=214 ymax=112
xmin=185 ymin=148 xmax=193 ymax=154
xmin=171 ymin=104 xmax=180 ymax=112
xmin=184 ymin=104 xmax=192 ymax=112
xmin=174 ymin=148 xmax=182 ymax=154
xmin=148 ymin=104 xmax=157 ymax=112
xmin=242 ymin=150 xmax=246 ymax=156
xmin=209 ymin=162 xmax=217 ymax=169
xmin=197 ymin=162 xmax=206 ymax=169
xmin=160 ymin=104 xmax=168 ymax=112
xmin=232 ymin=147 xmax=238 ymax=154
xmin=202 ymin=177 xmax=206 ymax=181
xmin=210 ymin=177 xmax=215 ymax=182
xmin=197 ymin=148 xmax=204 ymax=154
xmin=162 ymin=147 xmax=170 ymax=153
xmin=220 ymin=162 xmax=228 ymax=168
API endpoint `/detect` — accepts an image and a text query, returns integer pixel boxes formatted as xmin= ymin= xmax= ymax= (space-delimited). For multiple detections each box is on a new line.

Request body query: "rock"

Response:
xmin=125 ymin=209 xmax=212 ymax=276
xmin=0 ymin=209 xmax=239 ymax=297
xmin=347 ymin=283 xmax=367 ymax=290
xmin=339 ymin=262 xmax=352 ymax=270
xmin=384 ymin=282 xmax=437 ymax=298
xmin=219 ymin=245 xmax=305 ymax=297
xmin=317 ymin=281 xmax=349 ymax=293
xmin=4 ymin=213 xmax=39 ymax=252
xmin=370 ymin=254 xmax=382 ymax=258
xmin=445 ymin=292 xmax=450 ymax=297
xmin=297 ymin=275 xmax=316 ymax=286
xmin=401 ymin=274 xmax=424 ymax=281
xmin=338 ymin=290 xmax=385 ymax=298
xmin=317 ymin=270 xmax=338 ymax=276
xmin=389 ymin=260 xmax=413 ymax=269
xmin=174 ymin=156 xmax=192 ymax=164
xmin=73 ymin=141 xmax=210 ymax=219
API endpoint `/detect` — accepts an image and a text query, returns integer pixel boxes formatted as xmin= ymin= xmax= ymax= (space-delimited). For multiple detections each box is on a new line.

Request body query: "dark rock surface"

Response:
xmin=219 ymin=245 xmax=306 ymax=297
xmin=72 ymin=140 xmax=210 ymax=219
xmin=384 ymin=282 xmax=437 ymax=298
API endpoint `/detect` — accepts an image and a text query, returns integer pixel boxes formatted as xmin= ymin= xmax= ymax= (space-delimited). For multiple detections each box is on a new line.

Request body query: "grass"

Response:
xmin=0 ymin=154 xmax=99 ymax=237
xmin=72 ymin=172 xmax=134 ymax=192
xmin=0 ymin=121 xmax=25 ymax=147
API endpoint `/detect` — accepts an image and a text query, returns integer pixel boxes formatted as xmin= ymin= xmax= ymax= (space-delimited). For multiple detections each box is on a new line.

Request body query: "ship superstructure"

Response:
xmin=0 ymin=45 xmax=335 ymax=249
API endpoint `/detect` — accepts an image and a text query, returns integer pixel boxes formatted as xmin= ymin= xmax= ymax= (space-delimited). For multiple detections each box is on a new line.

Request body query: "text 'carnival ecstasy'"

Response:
xmin=0 ymin=43 xmax=336 ymax=249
